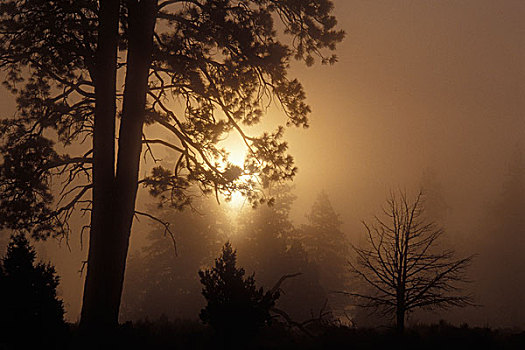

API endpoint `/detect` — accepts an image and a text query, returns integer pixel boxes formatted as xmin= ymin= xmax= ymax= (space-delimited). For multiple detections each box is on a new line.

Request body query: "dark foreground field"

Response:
xmin=5 ymin=320 xmax=523 ymax=350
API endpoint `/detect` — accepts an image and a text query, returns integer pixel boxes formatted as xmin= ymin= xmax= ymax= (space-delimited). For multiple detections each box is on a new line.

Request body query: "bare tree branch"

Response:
xmin=134 ymin=210 xmax=177 ymax=255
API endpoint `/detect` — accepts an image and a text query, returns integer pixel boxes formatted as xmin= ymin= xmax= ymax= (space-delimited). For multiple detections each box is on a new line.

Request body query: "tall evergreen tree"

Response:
xmin=121 ymin=195 xmax=229 ymax=320
xmin=235 ymin=185 xmax=296 ymax=282
xmin=299 ymin=191 xmax=348 ymax=312
xmin=235 ymin=186 xmax=328 ymax=321
xmin=0 ymin=233 xmax=65 ymax=346
xmin=0 ymin=0 xmax=344 ymax=329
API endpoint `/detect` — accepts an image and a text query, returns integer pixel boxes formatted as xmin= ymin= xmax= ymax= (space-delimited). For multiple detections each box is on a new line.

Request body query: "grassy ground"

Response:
xmin=1 ymin=319 xmax=524 ymax=349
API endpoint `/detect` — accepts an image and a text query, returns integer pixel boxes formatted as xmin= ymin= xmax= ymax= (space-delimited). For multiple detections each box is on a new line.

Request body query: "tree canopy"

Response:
xmin=0 ymin=0 xmax=344 ymax=238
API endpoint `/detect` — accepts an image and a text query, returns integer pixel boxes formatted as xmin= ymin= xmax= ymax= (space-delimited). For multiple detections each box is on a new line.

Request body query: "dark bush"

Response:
xmin=199 ymin=242 xmax=279 ymax=342
xmin=0 ymin=233 xmax=66 ymax=347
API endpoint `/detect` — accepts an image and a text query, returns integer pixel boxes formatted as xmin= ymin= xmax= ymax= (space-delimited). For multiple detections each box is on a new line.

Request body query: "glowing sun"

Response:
xmin=221 ymin=134 xmax=248 ymax=211
xmin=227 ymin=191 xmax=246 ymax=211
xmin=222 ymin=133 xmax=247 ymax=168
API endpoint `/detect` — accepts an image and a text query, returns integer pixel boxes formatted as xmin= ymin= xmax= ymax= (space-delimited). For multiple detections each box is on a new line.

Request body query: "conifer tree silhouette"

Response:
xmin=199 ymin=242 xmax=279 ymax=341
xmin=0 ymin=233 xmax=65 ymax=346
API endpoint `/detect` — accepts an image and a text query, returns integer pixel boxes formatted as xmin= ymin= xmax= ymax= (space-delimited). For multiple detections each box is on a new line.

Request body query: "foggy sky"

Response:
xmin=287 ymin=0 xmax=525 ymax=228
xmin=0 ymin=0 xmax=524 ymax=325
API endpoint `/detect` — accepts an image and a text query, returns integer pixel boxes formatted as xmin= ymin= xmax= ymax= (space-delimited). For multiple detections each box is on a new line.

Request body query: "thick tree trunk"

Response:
xmin=396 ymin=308 xmax=405 ymax=333
xmin=80 ymin=0 xmax=158 ymax=332
xmin=80 ymin=0 xmax=120 ymax=332
xmin=109 ymin=0 xmax=158 ymax=326
xmin=396 ymin=284 xmax=406 ymax=333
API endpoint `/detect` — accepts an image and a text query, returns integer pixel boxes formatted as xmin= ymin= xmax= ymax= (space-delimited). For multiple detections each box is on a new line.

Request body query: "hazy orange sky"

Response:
xmin=285 ymin=0 xmax=525 ymax=227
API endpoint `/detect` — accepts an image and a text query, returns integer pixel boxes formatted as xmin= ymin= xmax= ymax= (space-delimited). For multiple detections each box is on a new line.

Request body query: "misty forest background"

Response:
xmin=0 ymin=0 xmax=524 ymax=335
xmin=1 ymin=160 xmax=525 ymax=330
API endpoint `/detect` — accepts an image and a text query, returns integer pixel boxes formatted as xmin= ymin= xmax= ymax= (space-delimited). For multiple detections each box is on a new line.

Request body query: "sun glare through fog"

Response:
xmin=221 ymin=133 xmax=248 ymax=211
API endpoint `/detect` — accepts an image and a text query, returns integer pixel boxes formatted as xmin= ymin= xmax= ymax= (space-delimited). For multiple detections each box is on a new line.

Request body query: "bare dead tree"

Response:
xmin=344 ymin=190 xmax=474 ymax=333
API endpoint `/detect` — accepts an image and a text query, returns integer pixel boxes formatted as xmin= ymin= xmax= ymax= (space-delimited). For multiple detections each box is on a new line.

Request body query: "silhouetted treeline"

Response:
xmin=122 ymin=187 xmax=346 ymax=323
xmin=121 ymin=197 xmax=228 ymax=320
xmin=2 ymin=186 xmax=525 ymax=349
xmin=234 ymin=187 xmax=331 ymax=321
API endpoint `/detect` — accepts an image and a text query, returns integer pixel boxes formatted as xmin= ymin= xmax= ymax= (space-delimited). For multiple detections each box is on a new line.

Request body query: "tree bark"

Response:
xmin=80 ymin=0 xmax=120 ymax=332
xmin=80 ymin=0 xmax=158 ymax=331
xmin=110 ymin=0 xmax=158 ymax=325
xmin=396 ymin=307 xmax=405 ymax=333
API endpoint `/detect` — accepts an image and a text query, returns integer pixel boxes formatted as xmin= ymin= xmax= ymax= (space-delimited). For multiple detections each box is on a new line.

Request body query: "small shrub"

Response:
xmin=199 ymin=242 xmax=279 ymax=340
